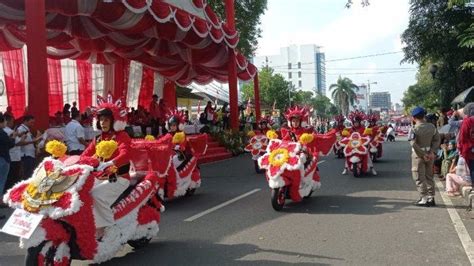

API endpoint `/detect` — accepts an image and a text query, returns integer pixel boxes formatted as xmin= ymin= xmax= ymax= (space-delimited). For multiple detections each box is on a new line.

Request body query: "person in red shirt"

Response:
xmin=80 ymin=94 xmax=131 ymax=239
xmin=281 ymin=106 xmax=313 ymax=141
xmin=256 ymin=117 xmax=272 ymax=135
xmin=366 ymin=113 xmax=383 ymax=158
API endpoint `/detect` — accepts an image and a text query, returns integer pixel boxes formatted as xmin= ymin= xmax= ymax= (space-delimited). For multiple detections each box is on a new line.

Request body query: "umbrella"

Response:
xmin=451 ymin=86 xmax=474 ymax=105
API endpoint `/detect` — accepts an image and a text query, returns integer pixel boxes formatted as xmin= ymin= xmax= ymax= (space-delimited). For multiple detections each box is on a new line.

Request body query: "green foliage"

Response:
xmin=329 ymin=76 xmax=359 ymax=116
xmin=241 ymin=67 xmax=295 ymax=111
xmin=210 ymin=127 xmax=247 ymax=156
xmin=207 ymin=0 xmax=268 ymax=57
xmin=401 ymin=0 xmax=474 ymax=108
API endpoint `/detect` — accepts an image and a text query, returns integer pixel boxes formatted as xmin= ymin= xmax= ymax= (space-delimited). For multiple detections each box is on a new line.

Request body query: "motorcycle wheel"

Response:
xmin=352 ymin=163 xmax=361 ymax=178
xmin=185 ymin=188 xmax=196 ymax=197
xmin=25 ymin=241 xmax=69 ymax=266
xmin=128 ymin=237 xmax=152 ymax=249
xmin=371 ymin=153 xmax=377 ymax=163
xmin=254 ymin=161 xmax=264 ymax=174
xmin=304 ymin=190 xmax=313 ymax=199
xmin=271 ymin=187 xmax=286 ymax=211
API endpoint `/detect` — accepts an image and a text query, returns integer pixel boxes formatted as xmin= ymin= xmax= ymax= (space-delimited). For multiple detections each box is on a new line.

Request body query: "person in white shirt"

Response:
xmin=17 ymin=115 xmax=41 ymax=179
xmin=65 ymin=111 xmax=87 ymax=155
xmin=3 ymin=114 xmax=25 ymax=191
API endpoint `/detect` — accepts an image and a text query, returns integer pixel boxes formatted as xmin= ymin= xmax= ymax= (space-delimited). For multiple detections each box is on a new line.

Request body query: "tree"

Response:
xmin=401 ymin=0 xmax=474 ymax=108
xmin=310 ymin=93 xmax=337 ymax=119
xmin=207 ymin=0 xmax=268 ymax=57
xmin=329 ymin=76 xmax=359 ymax=116
xmin=241 ymin=67 xmax=294 ymax=111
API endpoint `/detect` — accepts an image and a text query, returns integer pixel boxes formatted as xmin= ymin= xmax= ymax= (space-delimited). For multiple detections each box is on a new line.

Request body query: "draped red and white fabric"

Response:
xmin=0 ymin=0 xmax=257 ymax=86
xmin=138 ymin=67 xmax=155 ymax=109
xmin=47 ymin=59 xmax=64 ymax=116
xmin=1 ymin=49 xmax=26 ymax=118
xmin=76 ymin=60 xmax=92 ymax=112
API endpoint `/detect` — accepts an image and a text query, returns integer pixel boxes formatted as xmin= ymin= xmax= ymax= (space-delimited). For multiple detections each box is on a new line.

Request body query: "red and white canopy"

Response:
xmin=0 ymin=0 xmax=256 ymax=86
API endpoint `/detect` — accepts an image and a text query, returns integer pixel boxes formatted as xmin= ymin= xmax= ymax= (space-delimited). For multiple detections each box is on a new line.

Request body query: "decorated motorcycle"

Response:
xmin=332 ymin=115 xmax=347 ymax=158
xmin=366 ymin=114 xmax=384 ymax=162
xmin=339 ymin=132 xmax=371 ymax=177
xmin=244 ymin=118 xmax=272 ymax=173
xmin=158 ymin=110 xmax=208 ymax=199
xmin=3 ymin=138 xmax=172 ymax=265
xmin=258 ymin=106 xmax=336 ymax=211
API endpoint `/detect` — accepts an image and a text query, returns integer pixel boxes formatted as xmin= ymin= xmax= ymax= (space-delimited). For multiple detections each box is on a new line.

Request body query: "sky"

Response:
xmin=254 ymin=0 xmax=418 ymax=105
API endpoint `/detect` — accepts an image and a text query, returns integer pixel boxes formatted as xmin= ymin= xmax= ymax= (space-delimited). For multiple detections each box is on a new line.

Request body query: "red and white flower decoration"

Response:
xmin=245 ymin=135 xmax=269 ymax=160
xmin=258 ymin=139 xmax=304 ymax=182
xmin=340 ymin=132 xmax=370 ymax=157
xmin=370 ymin=131 xmax=385 ymax=149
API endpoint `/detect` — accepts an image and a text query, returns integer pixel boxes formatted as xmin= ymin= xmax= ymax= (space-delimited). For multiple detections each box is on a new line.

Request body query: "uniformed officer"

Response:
xmin=410 ymin=107 xmax=441 ymax=207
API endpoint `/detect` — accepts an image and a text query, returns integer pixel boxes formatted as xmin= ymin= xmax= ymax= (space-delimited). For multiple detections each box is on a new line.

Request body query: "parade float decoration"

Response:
xmin=339 ymin=132 xmax=371 ymax=177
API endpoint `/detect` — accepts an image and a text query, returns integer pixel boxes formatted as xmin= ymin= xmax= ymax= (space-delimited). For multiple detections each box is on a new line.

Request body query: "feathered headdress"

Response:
xmin=165 ymin=109 xmax=186 ymax=131
xmin=334 ymin=114 xmax=345 ymax=123
xmin=93 ymin=94 xmax=128 ymax=131
xmin=348 ymin=110 xmax=367 ymax=123
xmin=285 ymin=106 xmax=310 ymax=127
xmin=367 ymin=113 xmax=380 ymax=123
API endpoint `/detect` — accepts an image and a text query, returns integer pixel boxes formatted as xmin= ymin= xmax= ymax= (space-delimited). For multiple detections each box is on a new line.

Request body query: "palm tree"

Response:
xmin=329 ymin=76 xmax=359 ymax=116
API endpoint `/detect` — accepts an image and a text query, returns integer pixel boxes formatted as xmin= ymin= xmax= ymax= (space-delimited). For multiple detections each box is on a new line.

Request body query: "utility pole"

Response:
xmin=366 ymin=80 xmax=377 ymax=113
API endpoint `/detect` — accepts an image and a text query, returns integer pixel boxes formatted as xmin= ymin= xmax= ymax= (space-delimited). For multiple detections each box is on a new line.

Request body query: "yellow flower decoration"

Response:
xmin=172 ymin=132 xmax=186 ymax=144
xmin=341 ymin=129 xmax=350 ymax=137
xmin=45 ymin=140 xmax=67 ymax=158
xmin=299 ymin=133 xmax=314 ymax=145
xmin=22 ymin=184 xmax=65 ymax=212
xmin=247 ymin=130 xmax=256 ymax=138
xmin=363 ymin=127 xmax=373 ymax=136
xmin=95 ymin=140 xmax=118 ymax=160
xmin=144 ymin=135 xmax=155 ymax=141
xmin=268 ymin=148 xmax=289 ymax=167
xmin=266 ymin=130 xmax=278 ymax=140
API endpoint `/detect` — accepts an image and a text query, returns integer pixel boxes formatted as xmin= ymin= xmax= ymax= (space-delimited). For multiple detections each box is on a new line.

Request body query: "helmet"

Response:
xmin=367 ymin=113 xmax=379 ymax=124
xmin=93 ymin=94 xmax=128 ymax=131
xmin=334 ymin=114 xmax=345 ymax=124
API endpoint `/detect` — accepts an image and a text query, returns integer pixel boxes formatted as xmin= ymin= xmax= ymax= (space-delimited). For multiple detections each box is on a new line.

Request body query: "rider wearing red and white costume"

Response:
xmin=334 ymin=114 xmax=346 ymax=133
xmin=281 ymin=106 xmax=314 ymax=142
xmin=366 ymin=113 xmax=383 ymax=157
xmin=342 ymin=110 xmax=377 ymax=175
xmin=256 ymin=117 xmax=272 ymax=135
xmin=163 ymin=110 xmax=192 ymax=156
xmin=80 ymin=95 xmax=131 ymax=237
xmin=348 ymin=110 xmax=366 ymax=135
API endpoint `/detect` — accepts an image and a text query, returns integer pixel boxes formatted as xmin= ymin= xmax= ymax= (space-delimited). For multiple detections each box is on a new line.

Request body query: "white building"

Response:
xmin=254 ymin=44 xmax=326 ymax=96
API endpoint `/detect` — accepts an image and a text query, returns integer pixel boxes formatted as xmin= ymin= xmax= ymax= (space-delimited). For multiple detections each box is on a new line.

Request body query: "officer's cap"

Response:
xmin=411 ymin=106 xmax=426 ymax=117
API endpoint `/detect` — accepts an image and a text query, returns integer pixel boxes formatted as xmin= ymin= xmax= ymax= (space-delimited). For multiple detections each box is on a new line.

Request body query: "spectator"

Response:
xmin=3 ymin=114 xmax=25 ymax=191
xmin=65 ymin=111 xmax=87 ymax=155
xmin=149 ymin=95 xmax=160 ymax=135
xmin=445 ymin=156 xmax=471 ymax=197
xmin=17 ymin=115 xmax=41 ymax=179
xmin=199 ymin=112 xmax=207 ymax=125
xmin=63 ymin=103 xmax=71 ymax=114
xmin=440 ymin=140 xmax=458 ymax=180
xmin=221 ymin=103 xmax=230 ymax=130
xmin=458 ymin=107 xmax=474 ymax=181
xmin=0 ymin=113 xmax=16 ymax=210
xmin=71 ymin=101 xmax=79 ymax=117
xmin=246 ymin=112 xmax=255 ymax=130
xmin=204 ymin=101 xmax=216 ymax=125
xmin=63 ymin=110 xmax=72 ymax=125
xmin=4 ymin=106 xmax=13 ymax=119
xmin=386 ymin=124 xmax=395 ymax=141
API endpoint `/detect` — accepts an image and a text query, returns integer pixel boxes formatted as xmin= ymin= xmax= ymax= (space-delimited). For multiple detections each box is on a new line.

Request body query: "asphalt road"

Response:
xmin=1 ymin=138 xmax=473 ymax=265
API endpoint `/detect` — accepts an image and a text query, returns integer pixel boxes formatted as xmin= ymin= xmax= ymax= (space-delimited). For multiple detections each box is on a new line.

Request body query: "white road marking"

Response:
xmin=318 ymin=160 xmax=326 ymax=164
xmin=435 ymin=180 xmax=474 ymax=264
xmin=184 ymin=188 xmax=261 ymax=222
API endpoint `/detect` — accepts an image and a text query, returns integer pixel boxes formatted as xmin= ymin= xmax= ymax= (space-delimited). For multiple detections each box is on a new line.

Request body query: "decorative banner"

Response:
xmin=1 ymin=49 xmax=26 ymax=118
xmin=138 ymin=67 xmax=155 ymax=109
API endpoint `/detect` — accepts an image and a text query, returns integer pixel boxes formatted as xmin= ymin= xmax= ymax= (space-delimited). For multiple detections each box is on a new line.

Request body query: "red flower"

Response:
xmin=245 ymin=135 xmax=268 ymax=160
xmin=258 ymin=139 xmax=304 ymax=180
xmin=340 ymin=132 xmax=370 ymax=156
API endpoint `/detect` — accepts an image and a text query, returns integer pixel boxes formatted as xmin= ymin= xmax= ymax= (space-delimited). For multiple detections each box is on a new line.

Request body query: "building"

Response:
xmin=370 ymin=92 xmax=391 ymax=111
xmin=253 ymin=44 xmax=326 ymax=95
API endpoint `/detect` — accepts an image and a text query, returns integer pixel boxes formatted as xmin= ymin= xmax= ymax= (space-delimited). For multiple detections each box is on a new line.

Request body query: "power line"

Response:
xmin=272 ymin=68 xmax=415 ymax=75
xmin=271 ymin=66 xmax=416 ymax=71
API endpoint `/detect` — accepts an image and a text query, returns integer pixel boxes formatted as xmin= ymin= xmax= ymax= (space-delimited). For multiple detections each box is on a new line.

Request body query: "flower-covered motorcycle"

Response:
xmin=340 ymin=132 xmax=371 ymax=177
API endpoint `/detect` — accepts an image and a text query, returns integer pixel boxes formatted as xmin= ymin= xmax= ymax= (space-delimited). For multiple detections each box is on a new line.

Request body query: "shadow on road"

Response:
xmin=100 ymin=240 xmax=342 ymax=266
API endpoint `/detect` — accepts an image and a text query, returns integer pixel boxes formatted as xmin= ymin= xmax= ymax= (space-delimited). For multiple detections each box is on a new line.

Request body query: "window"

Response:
xmin=289 ymin=72 xmax=292 ymax=78
xmin=288 ymin=63 xmax=292 ymax=69
xmin=298 ymin=80 xmax=302 ymax=88
xmin=298 ymin=71 xmax=302 ymax=78
xmin=298 ymin=62 xmax=301 ymax=69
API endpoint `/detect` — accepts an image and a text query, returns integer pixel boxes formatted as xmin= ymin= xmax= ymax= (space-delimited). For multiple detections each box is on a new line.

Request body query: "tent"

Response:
xmin=0 ymin=0 xmax=261 ymax=129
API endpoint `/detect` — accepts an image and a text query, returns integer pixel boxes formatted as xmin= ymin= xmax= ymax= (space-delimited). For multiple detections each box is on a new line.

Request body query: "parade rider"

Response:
xmin=257 ymin=117 xmax=272 ymax=135
xmin=367 ymin=113 xmax=383 ymax=158
xmin=80 ymin=95 xmax=131 ymax=239
xmin=164 ymin=109 xmax=193 ymax=163
xmin=281 ymin=106 xmax=313 ymax=141
xmin=348 ymin=110 xmax=366 ymax=135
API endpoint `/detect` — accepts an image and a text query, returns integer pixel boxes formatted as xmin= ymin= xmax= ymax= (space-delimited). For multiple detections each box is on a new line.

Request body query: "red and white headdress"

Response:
xmin=165 ymin=109 xmax=186 ymax=131
xmin=334 ymin=114 xmax=345 ymax=123
xmin=93 ymin=94 xmax=128 ymax=131
xmin=348 ymin=110 xmax=367 ymax=123
xmin=367 ymin=113 xmax=380 ymax=123
xmin=285 ymin=106 xmax=310 ymax=127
